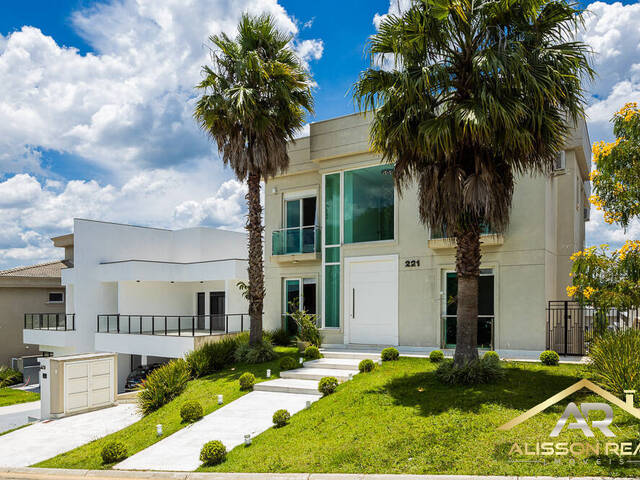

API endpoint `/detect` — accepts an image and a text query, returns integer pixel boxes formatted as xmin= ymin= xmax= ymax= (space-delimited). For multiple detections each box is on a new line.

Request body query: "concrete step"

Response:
xmin=304 ymin=358 xmax=361 ymax=371
xmin=280 ymin=368 xmax=355 ymax=382
xmin=253 ymin=378 xmax=320 ymax=395
xmin=320 ymin=350 xmax=381 ymax=361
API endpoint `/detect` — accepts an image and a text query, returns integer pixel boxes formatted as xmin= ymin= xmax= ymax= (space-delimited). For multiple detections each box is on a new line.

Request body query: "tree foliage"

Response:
xmin=590 ymin=103 xmax=640 ymax=228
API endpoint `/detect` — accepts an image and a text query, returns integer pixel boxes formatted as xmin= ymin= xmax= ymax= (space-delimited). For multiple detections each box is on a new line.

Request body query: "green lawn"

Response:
xmin=200 ymin=358 xmax=640 ymax=477
xmin=35 ymin=347 xmax=298 ymax=470
xmin=0 ymin=387 xmax=39 ymax=407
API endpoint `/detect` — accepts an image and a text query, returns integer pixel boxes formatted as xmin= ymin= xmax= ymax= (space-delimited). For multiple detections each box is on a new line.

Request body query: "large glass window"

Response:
xmin=283 ymin=197 xmax=317 ymax=254
xmin=344 ymin=165 xmax=394 ymax=244
xmin=324 ymin=265 xmax=340 ymax=328
xmin=443 ymin=269 xmax=494 ymax=349
xmin=325 ymin=174 xmax=340 ymax=246
xmin=283 ymin=278 xmax=317 ymax=334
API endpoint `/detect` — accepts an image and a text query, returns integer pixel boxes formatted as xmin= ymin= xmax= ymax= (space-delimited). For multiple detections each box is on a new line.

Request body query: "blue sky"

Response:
xmin=0 ymin=0 xmax=639 ymax=268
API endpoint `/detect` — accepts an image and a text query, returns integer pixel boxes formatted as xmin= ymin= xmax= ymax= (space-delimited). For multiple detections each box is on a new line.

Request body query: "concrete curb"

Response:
xmin=0 ymin=469 xmax=637 ymax=480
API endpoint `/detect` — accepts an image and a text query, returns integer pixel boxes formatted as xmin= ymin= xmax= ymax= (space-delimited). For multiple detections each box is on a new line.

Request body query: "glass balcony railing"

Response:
xmin=272 ymin=226 xmax=320 ymax=256
xmin=431 ymin=222 xmax=495 ymax=240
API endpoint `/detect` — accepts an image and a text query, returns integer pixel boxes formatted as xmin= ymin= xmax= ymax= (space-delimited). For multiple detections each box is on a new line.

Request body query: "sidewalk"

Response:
xmin=0 ymin=467 xmax=636 ymax=480
xmin=0 ymin=401 xmax=39 ymax=434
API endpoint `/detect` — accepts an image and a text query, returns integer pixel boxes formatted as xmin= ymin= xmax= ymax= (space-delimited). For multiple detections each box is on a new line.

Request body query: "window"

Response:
xmin=344 ymin=165 xmax=394 ymax=243
xmin=281 ymin=196 xmax=317 ymax=254
xmin=324 ymin=173 xmax=341 ymax=328
xmin=48 ymin=292 xmax=64 ymax=303
xmin=283 ymin=278 xmax=317 ymax=334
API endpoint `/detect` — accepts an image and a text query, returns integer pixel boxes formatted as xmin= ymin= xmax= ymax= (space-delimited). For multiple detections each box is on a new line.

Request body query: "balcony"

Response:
xmin=23 ymin=313 xmax=77 ymax=348
xmin=94 ymin=314 xmax=250 ymax=358
xmin=428 ymin=224 xmax=504 ymax=250
xmin=271 ymin=226 xmax=321 ymax=263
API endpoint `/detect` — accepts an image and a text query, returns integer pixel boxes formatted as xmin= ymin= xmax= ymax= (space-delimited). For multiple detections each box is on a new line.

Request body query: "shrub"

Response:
xmin=101 ymin=441 xmax=127 ymax=464
xmin=269 ymin=328 xmax=293 ymax=346
xmin=589 ymin=329 xmax=640 ymax=396
xmin=540 ymin=350 xmax=560 ymax=366
xmin=272 ymin=409 xmax=290 ymax=427
xmin=180 ymin=400 xmax=204 ymax=423
xmin=304 ymin=345 xmax=322 ymax=360
xmin=483 ymin=351 xmax=500 ymax=363
xmin=358 ymin=359 xmax=375 ymax=373
xmin=435 ymin=358 xmax=504 ymax=386
xmin=239 ymin=372 xmax=256 ymax=390
xmin=234 ymin=338 xmax=277 ymax=364
xmin=429 ymin=350 xmax=445 ymax=363
xmin=185 ymin=336 xmax=241 ymax=378
xmin=200 ymin=440 xmax=227 ymax=466
xmin=0 ymin=366 xmax=23 ymax=388
xmin=279 ymin=356 xmax=297 ymax=371
xmin=381 ymin=347 xmax=399 ymax=361
xmin=290 ymin=304 xmax=322 ymax=347
xmin=137 ymin=359 xmax=190 ymax=415
xmin=318 ymin=376 xmax=339 ymax=396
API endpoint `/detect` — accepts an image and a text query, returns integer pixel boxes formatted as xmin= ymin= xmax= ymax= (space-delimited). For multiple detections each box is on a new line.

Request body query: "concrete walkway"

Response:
xmin=117 ymin=351 xmax=379 ymax=472
xmin=0 ymin=401 xmax=40 ymax=434
xmin=0 ymin=404 xmax=140 ymax=467
xmin=0 ymin=467 xmax=637 ymax=480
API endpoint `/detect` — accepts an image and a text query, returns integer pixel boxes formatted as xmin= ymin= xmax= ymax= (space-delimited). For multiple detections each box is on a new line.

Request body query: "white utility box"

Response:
xmin=39 ymin=352 xmax=117 ymax=419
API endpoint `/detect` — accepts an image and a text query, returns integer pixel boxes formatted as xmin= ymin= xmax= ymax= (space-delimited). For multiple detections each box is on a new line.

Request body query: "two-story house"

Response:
xmin=24 ymin=219 xmax=250 ymax=391
xmin=264 ymin=113 xmax=591 ymax=355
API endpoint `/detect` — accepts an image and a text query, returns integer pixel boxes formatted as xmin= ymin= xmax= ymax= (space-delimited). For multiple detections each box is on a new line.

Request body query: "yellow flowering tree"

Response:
xmin=568 ymin=242 xmax=640 ymax=335
xmin=590 ymin=103 xmax=640 ymax=227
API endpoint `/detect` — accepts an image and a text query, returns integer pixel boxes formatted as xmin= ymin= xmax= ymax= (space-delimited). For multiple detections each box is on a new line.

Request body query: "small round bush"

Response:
xmin=272 ymin=409 xmax=291 ymax=428
xmin=358 ymin=358 xmax=375 ymax=373
xmin=101 ymin=441 xmax=128 ymax=464
xmin=200 ymin=440 xmax=227 ymax=466
xmin=483 ymin=351 xmax=500 ymax=363
xmin=429 ymin=350 xmax=445 ymax=363
xmin=540 ymin=350 xmax=560 ymax=366
xmin=381 ymin=347 xmax=399 ymax=361
xmin=239 ymin=372 xmax=256 ymax=390
xmin=280 ymin=356 xmax=297 ymax=371
xmin=180 ymin=400 xmax=204 ymax=423
xmin=304 ymin=345 xmax=322 ymax=360
xmin=318 ymin=376 xmax=339 ymax=396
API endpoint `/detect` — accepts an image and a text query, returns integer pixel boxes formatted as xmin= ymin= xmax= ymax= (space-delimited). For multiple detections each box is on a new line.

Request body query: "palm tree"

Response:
xmin=195 ymin=14 xmax=314 ymax=345
xmin=354 ymin=0 xmax=593 ymax=365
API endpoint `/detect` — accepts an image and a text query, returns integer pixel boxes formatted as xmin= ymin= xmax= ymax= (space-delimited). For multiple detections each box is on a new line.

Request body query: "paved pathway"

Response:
xmin=0 ymin=404 xmax=140 ymax=467
xmin=116 ymin=351 xmax=379 ymax=472
xmin=0 ymin=401 xmax=40 ymax=434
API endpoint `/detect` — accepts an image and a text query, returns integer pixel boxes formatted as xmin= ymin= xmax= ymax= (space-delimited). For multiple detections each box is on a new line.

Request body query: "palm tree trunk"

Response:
xmin=246 ymin=172 xmax=264 ymax=346
xmin=454 ymin=227 xmax=481 ymax=366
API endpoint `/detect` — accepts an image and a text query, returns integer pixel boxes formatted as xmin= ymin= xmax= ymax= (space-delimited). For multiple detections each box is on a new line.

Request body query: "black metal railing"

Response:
xmin=96 ymin=314 xmax=249 ymax=337
xmin=24 ymin=313 xmax=75 ymax=331
xmin=546 ymin=300 xmax=640 ymax=355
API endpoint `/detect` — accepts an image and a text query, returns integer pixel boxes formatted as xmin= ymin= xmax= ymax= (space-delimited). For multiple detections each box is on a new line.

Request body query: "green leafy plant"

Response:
xmin=180 ymin=400 xmax=204 ymax=423
xmin=289 ymin=300 xmax=322 ymax=347
xmin=100 ymin=441 xmax=127 ymax=464
xmin=268 ymin=328 xmax=293 ymax=346
xmin=358 ymin=359 xmax=375 ymax=373
xmin=304 ymin=345 xmax=322 ymax=360
xmin=435 ymin=358 xmax=504 ymax=386
xmin=0 ymin=366 xmax=23 ymax=388
xmin=239 ymin=372 xmax=256 ymax=390
xmin=235 ymin=338 xmax=277 ymax=364
xmin=429 ymin=350 xmax=445 ymax=363
xmin=540 ymin=350 xmax=560 ymax=366
xmin=185 ymin=336 xmax=242 ymax=378
xmin=588 ymin=329 xmax=640 ymax=396
xmin=483 ymin=351 xmax=500 ymax=363
xmin=381 ymin=347 xmax=399 ymax=361
xmin=137 ymin=359 xmax=190 ymax=415
xmin=272 ymin=409 xmax=290 ymax=428
xmin=279 ymin=356 xmax=297 ymax=371
xmin=200 ymin=440 xmax=227 ymax=466
xmin=318 ymin=376 xmax=339 ymax=396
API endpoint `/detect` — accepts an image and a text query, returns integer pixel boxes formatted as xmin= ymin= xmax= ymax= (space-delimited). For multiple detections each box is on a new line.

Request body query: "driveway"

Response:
xmin=0 ymin=401 xmax=40 ymax=434
xmin=0 ymin=404 xmax=140 ymax=467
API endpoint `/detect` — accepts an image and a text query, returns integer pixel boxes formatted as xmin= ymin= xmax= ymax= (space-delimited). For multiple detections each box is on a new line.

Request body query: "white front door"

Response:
xmin=345 ymin=255 xmax=398 ymax=345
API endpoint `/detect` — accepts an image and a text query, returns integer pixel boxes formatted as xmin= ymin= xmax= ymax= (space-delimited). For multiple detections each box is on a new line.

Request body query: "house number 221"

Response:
xmin=405 ymin=259 xmax=420 ymax=268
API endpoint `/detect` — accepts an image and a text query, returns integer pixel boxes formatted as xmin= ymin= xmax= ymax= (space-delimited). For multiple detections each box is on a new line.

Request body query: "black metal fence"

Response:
xmin=24 ymin=313 xmax=75 ymax=331
xmin=96 ymin=314 xmax=249 ymax=337
xmin=546 ymin=301 xmax=640 ymax=355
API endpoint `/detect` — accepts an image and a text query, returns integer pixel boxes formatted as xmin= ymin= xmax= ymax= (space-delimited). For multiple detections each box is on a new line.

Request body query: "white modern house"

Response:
xmin=24 ymin=219 xmax=249 ymax=391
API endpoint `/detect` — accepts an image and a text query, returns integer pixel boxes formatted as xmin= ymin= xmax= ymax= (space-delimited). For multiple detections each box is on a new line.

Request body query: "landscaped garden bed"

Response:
xmin=198 ymin=357 xmax=640 ymax=477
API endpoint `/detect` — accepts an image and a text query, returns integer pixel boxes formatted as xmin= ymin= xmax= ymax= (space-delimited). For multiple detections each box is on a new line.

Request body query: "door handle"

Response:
xmin=352 ymin=288 xmax=355 ymax=318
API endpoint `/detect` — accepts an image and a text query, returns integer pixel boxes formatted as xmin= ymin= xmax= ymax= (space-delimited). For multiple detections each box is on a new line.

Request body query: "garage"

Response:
xmin=344 ymin=255 xmax=398 ymax=345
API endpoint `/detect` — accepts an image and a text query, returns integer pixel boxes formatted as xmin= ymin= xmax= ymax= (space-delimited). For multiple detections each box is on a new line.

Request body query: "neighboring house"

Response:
xmin=263 ymin=113 xmax=591 ymax=354
xmin=0 ymin=260 xmax=67 ymax=367
xmin=24 ymin=219 xmax=249 ymax=391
